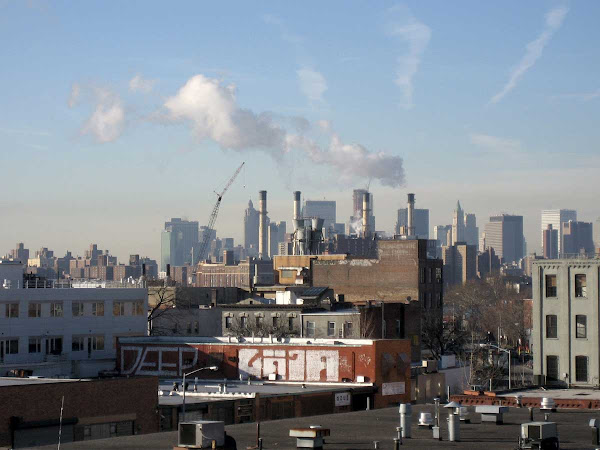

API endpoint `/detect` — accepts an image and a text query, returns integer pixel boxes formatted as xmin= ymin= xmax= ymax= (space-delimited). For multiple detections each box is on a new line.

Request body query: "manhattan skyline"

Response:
xmin=1 ymin=1 xmax=599 ymax=260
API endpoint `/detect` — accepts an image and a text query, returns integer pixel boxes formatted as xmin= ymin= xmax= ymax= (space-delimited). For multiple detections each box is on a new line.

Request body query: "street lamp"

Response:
xmin=488 ymin=343 xmax=511 ymax=390
xmin=182 ymin=366 xmax=218 ymax=422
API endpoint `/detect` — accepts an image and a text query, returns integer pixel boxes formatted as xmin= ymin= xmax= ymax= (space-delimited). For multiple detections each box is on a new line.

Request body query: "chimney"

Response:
xmin=258 ymin=190 xmax=268 ymax=259
xmin=293 ymin=191 xmax=301 ymax=221
xmin=407 ymin=193 xmax=415 ymax=237
xmin=362 ymin=192 xmax=370 ymax=238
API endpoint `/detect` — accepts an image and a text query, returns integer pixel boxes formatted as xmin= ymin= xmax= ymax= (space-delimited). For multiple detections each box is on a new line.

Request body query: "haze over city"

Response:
xmin=2 ymin=1 xmax=599 ymax=261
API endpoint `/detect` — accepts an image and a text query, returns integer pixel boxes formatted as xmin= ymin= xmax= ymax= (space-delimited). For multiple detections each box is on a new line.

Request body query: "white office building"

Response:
xmin=541 ymin=209 xmax=577 ymax=256
xmin=0 ymin=261 xmax=147 ymax=378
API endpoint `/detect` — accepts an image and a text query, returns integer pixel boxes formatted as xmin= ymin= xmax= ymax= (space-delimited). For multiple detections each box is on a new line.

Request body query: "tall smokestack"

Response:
xmin=293 ymin=191 xmax=301 ymax=221
xmin=407 ymin=193 xmax=415 ymax=237
xmin=258 ymin=190 xmax=268 ymax=259
xmin=362 ymin=192 xmax=370 ymax=238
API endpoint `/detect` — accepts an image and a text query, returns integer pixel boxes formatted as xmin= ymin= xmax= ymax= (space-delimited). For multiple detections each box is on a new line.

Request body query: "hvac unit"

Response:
xmin=178 ymin=421 xmax=225 ymax=448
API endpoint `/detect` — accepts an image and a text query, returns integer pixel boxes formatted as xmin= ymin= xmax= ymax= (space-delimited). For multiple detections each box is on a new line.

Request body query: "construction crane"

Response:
xmin=196 ymin=162 xmax=245 ymax=264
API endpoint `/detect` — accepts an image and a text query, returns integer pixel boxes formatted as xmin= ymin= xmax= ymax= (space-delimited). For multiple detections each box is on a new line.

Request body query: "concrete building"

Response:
xmin=477 ymin=247 xmax=501 ymax=278
xmin=543 ymin=224 xmax=559 ymax=259
xmin=464 ymin=213 xmax=479 ymax=247
xmin=196 ymin=259 xmax=274 ymax=290
xmin=268 ymin=221 xmax=287 ymax=258
xmin=303 ymin=200 xmax=336 ymax=234
xmin=562 ymin=221 xmax=595 ymax=257
xmin=541 ymin=209 xmax=577 ymax=255
xmin=161 ymin=218 xmax=199 ymax=270
xmin=396 ymin=208 xmax=429 ymax=238
xmin=433 ymin=225 xmax=452 ymax=249
xmin=0 ymin=263 xmax=147 ymax=378
xmin=452 ymin=201 xmax=465 ymax=245
xmin=532 ymin=259 xmax=600 ymax=387
xmin=484 ymin=214 xmax=524 ymax=264
xmin=441 ymin=243 xmax=477 ymax=286
xmin=8 ymin=243 xmax=29 ymax=265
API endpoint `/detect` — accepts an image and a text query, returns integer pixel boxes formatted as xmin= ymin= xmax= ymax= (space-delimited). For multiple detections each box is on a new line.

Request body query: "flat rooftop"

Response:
xmin=500 ymin=387 xmax=600 ymax=400
xmin=120 ymin=336 xmax=376 ymax=347
xmin=0 ymin=377 xmax=84 ymax=387
xmin=31 ymin=404 xmax=597 ymax=449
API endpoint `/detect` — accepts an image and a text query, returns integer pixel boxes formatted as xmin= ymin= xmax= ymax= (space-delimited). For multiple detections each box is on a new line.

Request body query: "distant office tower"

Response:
xmin=268 ymin=221 xmax=287 ymax=257
xmin=562 ymin=221 xmax=594 ymax=256
xmin=199 ymin=226 xmax=217 ymax=261
xmin=464 ymin=213 xmax=479 ymax=247
xmin=452 ymin=201 xmax=465 ymax=245
xmin=483 ymin=214 xmax=524 ymax=264
xmin=161 ymin=218 xmax=199 ymax=270
xmin=9 ymin=243 xmax=29 ymax=264
xmin=331 ymin=223 xmax=346 ymax=235
xmin=349 ymin=189 xmax=375 ymax=234
xmin=396 ymin=208 xmax=429 ymax=238
xmin=543 ymin=224 xmax=558 ymax=259
xmin=541 ymin=209 xmax=577 ymax=255
xmin=244 ymin=199 xmax=260 ymax=253
xmin=477 ymin=247 xmax=501 ymax=278
xmin=594 ymin=217 xmax=600 ymax=250
xmin=434 ymin=225 xmax=452 ymax=248
xmin=479 ymin=232 xmax=486 ymax=253
xmin=303 ymin=200 xmax=336 ymax=234
xmin=442 ymin=243 xmax=477 ymax=285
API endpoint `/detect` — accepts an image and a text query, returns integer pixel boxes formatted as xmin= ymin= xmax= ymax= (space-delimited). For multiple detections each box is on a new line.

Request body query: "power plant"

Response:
xmin=292 ymin=191 xmax=325 ymax=255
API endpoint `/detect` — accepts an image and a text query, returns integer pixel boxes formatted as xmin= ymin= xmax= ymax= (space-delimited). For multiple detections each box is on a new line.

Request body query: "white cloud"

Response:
xmin=388 ymin=15 xmax=431 ymax=109
xmin=552 ymin=88 xmax=600 ymax=102
xmin=68 ymin=83 xmax=81 ymax=108
xmin=82 ymin=88 xmax=125 ymax=143
xmin=162 ymin=74 xmax=405 ymax=187
xmin=490 ymin=6 xmax=568 ymax=104
xmin=129 ymin=74 xmax=156 ymax=93
xmin=469 ymin=133 xmax=522 ymax=154
xmin=297 ymin=68 xmax=327 ymax=103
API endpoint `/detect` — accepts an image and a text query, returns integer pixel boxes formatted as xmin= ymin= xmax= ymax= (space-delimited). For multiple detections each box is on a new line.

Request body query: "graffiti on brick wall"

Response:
xmin=120 ymin=346 xmax=199 ymax=376
xmin=239 ymin=349 xmax=339 ymax=381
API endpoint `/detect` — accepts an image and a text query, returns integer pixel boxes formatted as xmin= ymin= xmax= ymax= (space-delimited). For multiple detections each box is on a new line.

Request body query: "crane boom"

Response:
xmin=196 ymin=162 xmax=245 ymax=264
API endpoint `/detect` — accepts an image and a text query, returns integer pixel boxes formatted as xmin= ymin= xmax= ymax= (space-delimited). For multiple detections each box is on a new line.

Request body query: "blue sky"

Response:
xmin=1 ymin=0 xmax=599 ymax=261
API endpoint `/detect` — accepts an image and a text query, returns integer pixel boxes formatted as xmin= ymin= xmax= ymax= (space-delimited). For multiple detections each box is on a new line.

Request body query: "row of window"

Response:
xmin=420 ymin=292 xmax=442 ymax=309
xmin=545 ymin=314 xmax=588 ymax=339
xmin=545 ymin=274 xmax=587 ymax=298
xmin=225 ymin=316 xmax=295 ymax=331
xmin=3 ymin=301 xmax=145 ymax=318
xmin=547 ymin=355 xmax=588 ymax=383
xmin=420 ymin=267 xmax=443 ymax=284
xmin=0 ymin=335 xmax=106 ymax=356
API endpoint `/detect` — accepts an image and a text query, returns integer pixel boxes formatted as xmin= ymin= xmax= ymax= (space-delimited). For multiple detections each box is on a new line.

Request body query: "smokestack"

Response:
xmin=407 ymin=193 xmax=415 ymax=237
xmin=258 ymin=190 xmax=268 ymax=259
xmin=293 ymin=191 xmax=301 ymax=221
xmin=362 ymin=192 xmax=370 ymax=237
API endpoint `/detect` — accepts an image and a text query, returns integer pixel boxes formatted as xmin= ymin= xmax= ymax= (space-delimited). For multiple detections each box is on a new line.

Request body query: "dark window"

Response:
xmin=28 ymin=302 xmax=41 ymax=318
xmin=327 ymin=322 xmax=335 ymax=337
xmin=576 ymin=315 xmax=587 ymax=338
xmin=575 ymin=274 xmax=587 ymax=297
xmin=240 ymin=316 xmax=247 ymax=328
xmin=5 ymin=303 xmax=19 ymax=318
xmin=426 ymin=268 xmax=432 ymax=283
xmin=396 ymin=319 xmax=402 ymax=337
xmin=272 ymin=316 xmax=278 ymax=327
xmin=225 ymin=317 xmax=232 ymax=329
xmin=420 ymin=268 xmax=426 ymax=284
xmin=346 ymin=322 xmax=353 ymax=337
xmin=288 ymin=317 xmax=294 ymax=331
xmin=546 ymin=355 xmax=559 ymax=381
xmin=7 ymin=339 xmax=19 ymax=354
xmin=72 ymin=337 xmax=84 ymax=352
xmin=545 ymin=275 xmax=557 ymax=297
xmin=255 ymin=316 xmax=263 ymax=327
xmin=72 ymin=302 xmax=84 ymax=317
xmin=576 ymin=356 xmax=588 ymax=382
xmin=306 ymin=321 xmax=315 ymax=338
xmin=435 ymin=268 xmax=442 ymax=283
xmin=546 ymin=315 xmax=558 ymax=338
xmin=29 ymin=338 xmax=41 ymax=353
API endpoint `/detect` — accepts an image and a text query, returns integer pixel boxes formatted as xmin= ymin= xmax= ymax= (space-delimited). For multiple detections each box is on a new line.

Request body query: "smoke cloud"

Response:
xmin=163 ymin=74 xmax=405 ymax=187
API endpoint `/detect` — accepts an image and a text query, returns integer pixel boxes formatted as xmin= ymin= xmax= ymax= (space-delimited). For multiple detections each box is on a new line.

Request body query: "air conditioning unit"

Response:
xmin=520 ymin=422 xmax=558 ymax=447
xmin=178 ymin=421 xmax=225 ymax=448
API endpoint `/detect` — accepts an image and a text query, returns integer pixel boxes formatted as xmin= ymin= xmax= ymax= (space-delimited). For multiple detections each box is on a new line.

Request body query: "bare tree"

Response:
xmin=147 ymin=285 xmax=197 ymax=335
xmin=421 ymin=313 xmax=467 ymax=361
xmin=225 ymin=316 xmax=299 ymax=339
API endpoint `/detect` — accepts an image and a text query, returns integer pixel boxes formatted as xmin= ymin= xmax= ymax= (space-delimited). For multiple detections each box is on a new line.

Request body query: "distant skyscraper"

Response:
xmin=396 ymin=208 xmax=429 ymax=238
xmin=543 ymin=224 xmax=558 ymax=259
xmin=349 ymin=189 xmax=375 ymax=234
xmin=464 ymin=213 xmax=479 ymax=246
xmin=161 ymin=218 xmax=199 ymax=270
xmin=484 ymin=214 xmax=524 ymax=264
xmin=434 ymin=225 xmax=452 ymax=247
xmin=541 ymin=209 xmax=577 ymax=255
xmin=268 ymin=221 xmax=287 ymax=257
xmin=303 ymin=200 xmax=336 ymax=233
xmin=244 ymin=199 xmax=260 ymax=253
xmin=562 ymin=221 xmax=594 ymax=256
xmin=595 ymin=217 xmax=600 ymax=250
xmin=442 ymin=243 xmax=477 ymax=286
xmin=452 ymin=201 xmax=465 ymax=245
xmin=8 ymin=243 xmax=29 ymax=264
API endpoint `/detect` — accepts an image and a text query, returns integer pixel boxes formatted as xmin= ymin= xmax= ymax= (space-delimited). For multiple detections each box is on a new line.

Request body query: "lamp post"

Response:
xmin=182 ymin=366 xmax=218 ymax=422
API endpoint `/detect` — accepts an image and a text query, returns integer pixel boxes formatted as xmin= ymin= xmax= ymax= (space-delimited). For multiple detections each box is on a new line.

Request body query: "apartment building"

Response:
xmin=0 ymin=261 xmax=147 ymax=377
xmin=532 ymin=259 xmax=600 ymax=387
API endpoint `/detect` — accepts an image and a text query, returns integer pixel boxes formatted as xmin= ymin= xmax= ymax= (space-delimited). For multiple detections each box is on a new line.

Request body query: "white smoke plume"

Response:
xmin=82 ymin=88 xmax=125 ymax=143
xmin=163 ymin=74 xmax=405 ymax=187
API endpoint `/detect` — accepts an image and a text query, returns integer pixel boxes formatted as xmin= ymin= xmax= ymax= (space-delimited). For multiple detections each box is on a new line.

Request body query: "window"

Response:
xmin=113 ymin=302 xmax=125 ymax=316
xmin=50 ymin=302 xmax=63 ymax=317
xmin=410 ymin=334 xmax=419 ymax=346
xmin=72 ymin=336 xmax=85 ymax=352
xmin=72 ymin=302 xmax=84 ymax=317
xmin=28 ymin=302 xmax=41 ymax=318
xmin=575 ymin=274 xmax=587 ymax=298
xmin=437 ymin=293 xmax=443 ymax=308
xmin=545 ymin=275 xmax=557 ymax=297
xmin=306 ymin=321 xmax=315 ymax=338
xmin=426 ymin=268 xmax=432 ymax=283
xmin=240 ymin=316 xmax=247 ymax=328
xmin=327 ymin=321 xmax=335 ymax=337
xmin=281 ymin=269 xmax=296 ymax=279
xmin=576 ymin=315 xmax=587 ymax=338
xmin=28 ymin=337 xmax=41 ymax=353
xmin=255 ymin=316 xmax=263 ymax=327
xmin=91 ymin=336 xmax=104 ymax=351
xmin=576 ymin=356 xmax=588 ymax=382
xmin=92 ymin=302 xmax=104 ymax=316
xmin=225 ymin=316 xmax=232 ymax=329
xmin=4 ymin=339 xmax=19 ymax=354
xmin=546 ymin=315 xmax=558 ymax=338
xmin=435 ymin=268 xmax=442 ymax=283
xmin=396 ymin=319 xmax=402 ymax=337
xmin=272 ymin=316 xmax=278 ymax=327
xmin=346 ymin=322 xmax=353 ymax=337
xmin=133 ymin=301 xmax=144 ymax=316
xmin=5 ymin=303 xmax=19 ymax=318
xmin=546 ymin=355 xmax=559 ymax=381
xmin=288 ymin=317 xmax=294 ymax=331
xmin=194 ymin=321 xmax=199 ymax=334
xmin=420 ymin=268 xmax=426 ymax=284
xmin=46 ymin=337 xmax=62 ymax=355
xmin=187 ymin=322 xmax=192 ymax=334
